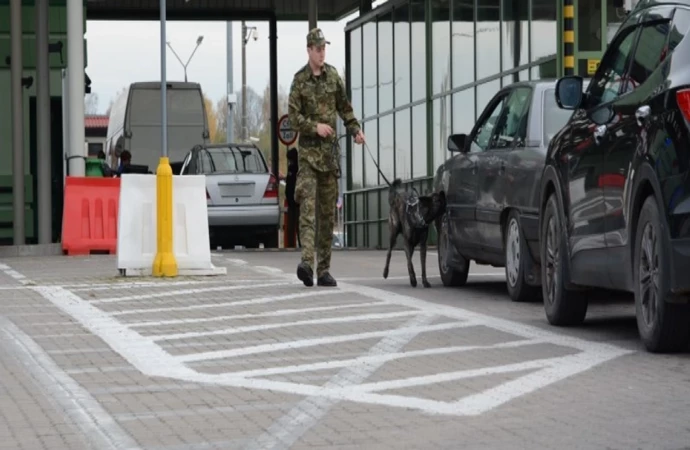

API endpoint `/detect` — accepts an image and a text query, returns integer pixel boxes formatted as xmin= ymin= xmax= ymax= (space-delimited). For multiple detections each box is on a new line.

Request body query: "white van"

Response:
xmin=105 ymin=81 xmax=210 ymax=174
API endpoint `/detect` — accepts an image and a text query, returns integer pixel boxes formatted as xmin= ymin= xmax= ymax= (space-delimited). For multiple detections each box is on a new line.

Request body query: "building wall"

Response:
xmin=344 ymin=0 xmax=559 ymax=249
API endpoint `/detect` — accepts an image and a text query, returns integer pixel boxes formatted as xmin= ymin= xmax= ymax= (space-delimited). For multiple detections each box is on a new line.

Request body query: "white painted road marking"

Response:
xmin=1 ymin=260 xmax=632 ymax=421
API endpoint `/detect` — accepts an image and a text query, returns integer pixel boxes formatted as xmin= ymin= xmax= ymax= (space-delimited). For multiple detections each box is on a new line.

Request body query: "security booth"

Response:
xmin=559 ymin=0 xmax=640 ymax=77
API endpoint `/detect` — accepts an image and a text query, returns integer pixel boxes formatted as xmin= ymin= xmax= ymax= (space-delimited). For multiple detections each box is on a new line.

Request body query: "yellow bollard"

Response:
xmin=152 ymin=156 xmax=178 ymax=277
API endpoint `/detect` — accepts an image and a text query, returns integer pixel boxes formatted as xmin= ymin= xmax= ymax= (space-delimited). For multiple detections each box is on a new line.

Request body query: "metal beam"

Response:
xmin=36 ymin=0 xmax=52 ymax=244
xmin=67 ymin=0 xmax=85 ymax=177
xmin=10 ymin=0 xmax=25 ymax=245
xmin=226 ymin=22 xmax=235 ymax=143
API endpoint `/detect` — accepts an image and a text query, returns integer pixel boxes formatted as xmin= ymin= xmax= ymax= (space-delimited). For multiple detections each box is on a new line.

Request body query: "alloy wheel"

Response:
xmin=544 ymin=215 xmax=559 ymax=306
xmin=639 ymin=222 xmax=659 ymax=328
xmin=506 ymin=218 xmax=520 ymax=287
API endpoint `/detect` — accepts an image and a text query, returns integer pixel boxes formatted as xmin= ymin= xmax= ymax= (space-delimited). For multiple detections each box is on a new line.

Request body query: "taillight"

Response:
xmin=264 ymin=174 xmax=278 ymax=198
xmin=676 ymin=89 xmax=690 ymax=122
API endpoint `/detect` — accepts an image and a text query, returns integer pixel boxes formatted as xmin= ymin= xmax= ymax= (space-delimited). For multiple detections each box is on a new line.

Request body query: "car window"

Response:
xmin=587 ymin=27 xmax=638 ymax=107
xmin=490 ymin=87 xmax=532 ymax=149
xmin=543 ymin=89 xmax=574 ymax=145
xmin=668 ymin=8 xmax=690 ymax=52
xmin=199 ymin=147 xmax=268 ymax=174
xmin=471 ymin=95 xmax=508 ymax=153
xmin=624 ymin=20 xmax=672 ymax=93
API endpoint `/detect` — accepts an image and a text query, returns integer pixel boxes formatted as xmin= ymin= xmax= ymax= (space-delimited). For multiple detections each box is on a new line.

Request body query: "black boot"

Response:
xmin=297 ymin=261 xmax=314 ymax=287
xmin=317 ymin=272 xmax=337 ymax=287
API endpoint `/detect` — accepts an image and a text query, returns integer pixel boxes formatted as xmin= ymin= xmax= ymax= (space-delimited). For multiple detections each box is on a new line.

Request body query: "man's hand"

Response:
xmin=316 ymin=123 xmax=334 ymax=138
xmin=354 ymin=130 xmax=366 ymax=145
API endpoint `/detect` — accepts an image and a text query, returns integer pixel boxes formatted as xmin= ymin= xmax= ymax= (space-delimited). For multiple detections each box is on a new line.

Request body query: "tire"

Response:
xmin=504 ymin=210 xmax=541 ymax=302
xmin=540 ymin=193 xmax=588 ymax=326
xmin=260 ymin=230 xmax=279 ymax=249
xmin=437 ymin=212 xmax=469 ymax=287
xmin=634 ymin=196 xmax=690 ymax=353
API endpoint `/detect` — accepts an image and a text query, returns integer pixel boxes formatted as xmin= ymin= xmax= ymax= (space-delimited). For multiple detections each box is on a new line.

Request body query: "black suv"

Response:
xmin=540 ymin=0 xmax=690 ymax=352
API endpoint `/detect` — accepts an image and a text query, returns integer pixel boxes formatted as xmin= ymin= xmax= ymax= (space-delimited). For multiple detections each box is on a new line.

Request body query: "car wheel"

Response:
xmin=540 ymin=193 xmax=588 ymax=326
xmin=634 ymin=196 xmax=690 ymax=353
xmin=504 ymin=210 xmax=541 ymax=302
xmin=437 ymin=212 xmax=469 ymax=287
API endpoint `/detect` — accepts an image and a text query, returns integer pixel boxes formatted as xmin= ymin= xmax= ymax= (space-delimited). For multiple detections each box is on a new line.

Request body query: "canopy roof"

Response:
xmin=85 ymin=0 xmax=362 ymax=21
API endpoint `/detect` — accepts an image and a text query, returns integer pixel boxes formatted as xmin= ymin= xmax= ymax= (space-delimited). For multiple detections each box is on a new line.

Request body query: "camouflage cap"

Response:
xmin=307 ymin=27 xmax=330 ymax=47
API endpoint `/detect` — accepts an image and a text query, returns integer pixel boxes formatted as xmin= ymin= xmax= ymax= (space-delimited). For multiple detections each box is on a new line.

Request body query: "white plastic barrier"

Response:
xmin=116 ymin=174 xmax=227 ymax=277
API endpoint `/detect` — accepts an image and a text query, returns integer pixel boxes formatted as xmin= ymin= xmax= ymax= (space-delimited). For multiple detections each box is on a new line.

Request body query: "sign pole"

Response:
xmin=153 ymin=0 xmax=178 ymax=277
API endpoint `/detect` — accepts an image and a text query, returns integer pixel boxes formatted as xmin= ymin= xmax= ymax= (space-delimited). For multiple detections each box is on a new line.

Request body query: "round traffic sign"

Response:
xmin=277 ymin=114 xmax=298 ymax=146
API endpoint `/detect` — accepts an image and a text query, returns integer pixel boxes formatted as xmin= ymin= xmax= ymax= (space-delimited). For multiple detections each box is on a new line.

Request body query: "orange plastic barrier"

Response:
xmin=61 ymin=176 xmax=121 ymax=256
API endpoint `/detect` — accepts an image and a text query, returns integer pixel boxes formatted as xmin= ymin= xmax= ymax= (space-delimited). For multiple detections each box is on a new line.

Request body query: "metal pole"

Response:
xmin=269 ymin=15 xmax=278 ymax=180
xmin=10 ymin=0 xmax=25 ymax=245
xmin=67 ymin=0 xmax=85 ymax=177
xmin=226 ymin=21 xmax=234 ymax=143
xmin=241 ymin=21 xmax=247 ymax=142
xmin=161 ymin=5 xmax=168 ymax=158
xmin=36 ymin=0 xmax=52 ymax=244
xmin=62 ymin=68 xmax=69 ymax=180
xmin=308 ymin=0 xmax=318 ymax=30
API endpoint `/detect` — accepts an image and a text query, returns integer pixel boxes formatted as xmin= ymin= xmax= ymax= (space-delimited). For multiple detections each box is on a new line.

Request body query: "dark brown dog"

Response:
xmin=383 ymin=179 xmax=446 ymax=287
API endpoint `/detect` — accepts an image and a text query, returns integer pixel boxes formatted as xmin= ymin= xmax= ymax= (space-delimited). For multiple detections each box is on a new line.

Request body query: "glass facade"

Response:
xmin=345 ymin=0 xmax=558 ymax=248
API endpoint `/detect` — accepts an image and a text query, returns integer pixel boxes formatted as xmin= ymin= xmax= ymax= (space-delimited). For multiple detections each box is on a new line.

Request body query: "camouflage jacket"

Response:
xmin=288 ymin=63 xmax=361 ymax=172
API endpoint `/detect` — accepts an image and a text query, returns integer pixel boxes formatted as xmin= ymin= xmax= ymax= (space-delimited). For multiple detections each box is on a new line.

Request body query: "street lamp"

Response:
xmin=242 ymin=21 xmax=258 ymax=142
xmin=166 ymin=35 xmax=204 ymax=82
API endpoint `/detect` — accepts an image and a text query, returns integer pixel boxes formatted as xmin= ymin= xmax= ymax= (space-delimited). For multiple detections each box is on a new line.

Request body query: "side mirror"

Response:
xmin=555 ymin=76 xmax=584 ymax=110
xmin=447 ymin=133 xmax=468 ymax=153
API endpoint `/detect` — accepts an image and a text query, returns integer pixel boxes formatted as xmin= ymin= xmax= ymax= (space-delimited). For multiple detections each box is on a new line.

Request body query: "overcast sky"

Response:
xmin=84 ymin=3 xmax=388 ymax=113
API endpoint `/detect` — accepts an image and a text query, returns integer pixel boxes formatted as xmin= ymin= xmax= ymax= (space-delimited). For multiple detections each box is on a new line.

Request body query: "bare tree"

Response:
xmin=84 ymin=93 xmax=100 ymax=115
xmin=233 ymin=86 xmax=265 ymax=142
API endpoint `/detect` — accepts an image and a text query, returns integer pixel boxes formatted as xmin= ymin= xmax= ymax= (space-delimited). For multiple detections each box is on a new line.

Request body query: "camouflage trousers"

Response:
xmin=294 ymin=162 xmax=338 ymax=277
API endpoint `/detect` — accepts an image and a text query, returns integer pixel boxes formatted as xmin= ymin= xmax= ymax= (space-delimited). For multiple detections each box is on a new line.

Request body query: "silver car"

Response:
xmin=179 ymin=143 xmax=280 ymax=248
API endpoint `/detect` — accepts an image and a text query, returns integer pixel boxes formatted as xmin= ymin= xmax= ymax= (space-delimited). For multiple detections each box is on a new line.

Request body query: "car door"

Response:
xmin=445 ymin=142 xmax=481 ymax=252
xmin=451 ymin=90 xmax=510 ymax=256
xmin=476 ymin=86 xmax=533 ymax=253
xmin=602 ymin=6 xmax=677 ymax=288
xmin=562 ymin=11 xmax=643 ymax=286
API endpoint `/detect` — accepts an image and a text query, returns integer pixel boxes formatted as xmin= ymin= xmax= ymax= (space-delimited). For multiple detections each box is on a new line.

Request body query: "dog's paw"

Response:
xmin=383 ymin=267 xmax=389 ymax=279
xmin=409 ymin=277 xmax=417 ymax=288
xmin=423 ymin=279 xmax=431 ymax=288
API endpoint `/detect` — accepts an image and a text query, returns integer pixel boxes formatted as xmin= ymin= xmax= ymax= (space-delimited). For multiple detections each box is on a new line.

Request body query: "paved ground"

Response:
xmin=0 ymin=250 xmax=689 ymax=450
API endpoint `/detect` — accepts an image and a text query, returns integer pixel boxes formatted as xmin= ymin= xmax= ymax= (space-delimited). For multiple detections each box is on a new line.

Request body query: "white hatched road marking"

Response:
xmin=0 ymin=259 xmax=632 ymax=422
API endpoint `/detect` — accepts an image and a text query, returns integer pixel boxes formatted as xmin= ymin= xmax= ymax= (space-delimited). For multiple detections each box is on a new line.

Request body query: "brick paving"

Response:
xmin=0 ymin=251 xmax=689 ymax=449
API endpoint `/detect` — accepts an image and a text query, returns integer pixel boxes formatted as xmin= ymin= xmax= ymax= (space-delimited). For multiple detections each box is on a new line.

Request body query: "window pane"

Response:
xmin=491 ymin=87 xmax=531 ymax=148
xmin=432 ymin=0 xmax=451 ymax=95
xmin=363 ymin=22 xmax=378 ymax=117
xmin=452 ymin=0 xmax=475 ymax=88
xmin=364 ymin=120 xmax=379 ymax=187
xmin=351 ymin=136 xmax=364 ymax=190
xmin=578 ymin=0 xmax=602 ymax=52
xmin=502 ymin=0 xmax=529 ymax=71
xmin=471 ymin=92 xmax=507 ymax=152
xmin=412 ymin=103 xmax=427 ymax=177
xmin=476 ymin=79 xmax=501 ymax=117
xmin=379 ymin=113 xmax=394 ymax=183
xmin=349 ymin=27 xmax=363 ymax=122
xmin=531 ymin=0 xmax=557 ymax=63
xmin=411 ymin=0 xmax=427 ymax=101
xmin=433 ymin=95 xmax=452 ymax=168
xmin=476 ymin=0 xmax=500 ymax=79
xmin=395 ymin=108 xmax=411 ymax=179
xmin=379 ymin=12 xmax=394 ymax=113
xmin=452 ymin=88 xmax=475 ymax=135
xmin=394 ymin=4 xmax=411 ymax=107
xmin=626 ymin=21 xmax=671 ymax=89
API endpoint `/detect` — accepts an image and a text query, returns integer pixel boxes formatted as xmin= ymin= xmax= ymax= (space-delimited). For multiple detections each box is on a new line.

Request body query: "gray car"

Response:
xmin=180 ymin=143 xmax=280 ymax=248
xmin=433 ymin=80 xmax=583 ymax=302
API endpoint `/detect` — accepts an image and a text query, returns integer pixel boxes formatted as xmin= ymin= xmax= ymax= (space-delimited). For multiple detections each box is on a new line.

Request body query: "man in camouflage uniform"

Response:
xmin=288 ymin=27 xmax=366 ymax=287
